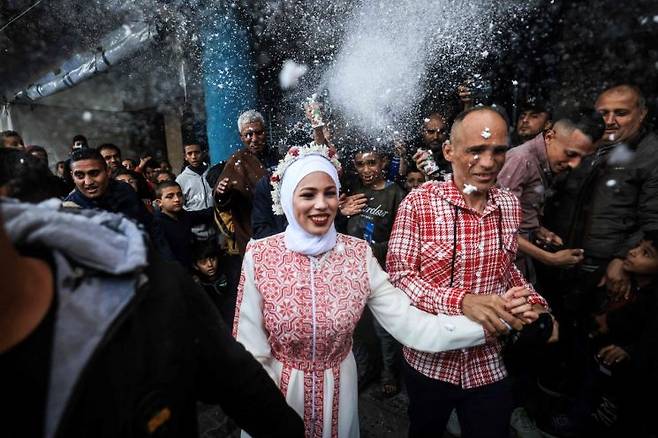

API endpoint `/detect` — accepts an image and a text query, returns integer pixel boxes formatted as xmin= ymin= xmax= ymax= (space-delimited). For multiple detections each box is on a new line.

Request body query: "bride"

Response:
xmin=232 ymin=144 xmax=534 ymax=438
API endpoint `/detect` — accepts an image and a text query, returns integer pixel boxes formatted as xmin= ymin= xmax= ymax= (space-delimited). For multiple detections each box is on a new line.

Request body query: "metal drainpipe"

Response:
xmin=13 ymin=22 xmax=158 ymax=103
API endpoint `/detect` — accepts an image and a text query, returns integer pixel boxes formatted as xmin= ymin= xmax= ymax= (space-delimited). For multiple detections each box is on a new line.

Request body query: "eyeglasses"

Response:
xmin=241 ymin=129 xmax=265 ymax=139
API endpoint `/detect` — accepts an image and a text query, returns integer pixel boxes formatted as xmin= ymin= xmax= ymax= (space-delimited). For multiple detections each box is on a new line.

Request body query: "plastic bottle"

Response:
xmin=363 ymin=220 xmax=375 ymax=244
xmin=388 ymin=155 xmax=400 ymax=180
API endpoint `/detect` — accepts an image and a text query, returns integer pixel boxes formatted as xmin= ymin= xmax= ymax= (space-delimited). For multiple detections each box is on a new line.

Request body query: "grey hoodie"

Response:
xmin=175 ymin=165 xmax=215 ymax=239
xmin=2 ymin=198 xmax=147 ymax=438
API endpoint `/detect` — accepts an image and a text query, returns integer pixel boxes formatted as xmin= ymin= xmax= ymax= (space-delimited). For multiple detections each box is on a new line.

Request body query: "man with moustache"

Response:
xmin=415 ymin=112 xmax=452 ymax=178
xmin=215 ymin=110 xmax=279 ymax=255
xmin=98 ymin=143 xmax=123 ymax=172
xmin=513 ymin=99 xmax=553 ymax=146
xmin=554 ymin=85 xmax=658 ymax=302
xmin=387 ymin=106 xmax=552 ymax=438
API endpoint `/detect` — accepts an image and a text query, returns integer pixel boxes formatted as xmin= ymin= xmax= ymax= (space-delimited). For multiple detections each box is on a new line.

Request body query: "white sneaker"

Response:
xmin=446 ymin=409 xmax=462 ymax=437
xmin=510 ymin=407 xmax=543 ymax=438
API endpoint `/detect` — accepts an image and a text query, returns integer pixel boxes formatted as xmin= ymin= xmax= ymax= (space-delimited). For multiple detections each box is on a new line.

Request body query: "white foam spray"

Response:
xmin=319 ymin=0 xmax=540 ymax=137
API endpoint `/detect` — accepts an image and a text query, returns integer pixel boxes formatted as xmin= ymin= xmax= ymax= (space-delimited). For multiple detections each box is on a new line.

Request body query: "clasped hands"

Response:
xmin=462 ymin=286 xmax=557 ymax=341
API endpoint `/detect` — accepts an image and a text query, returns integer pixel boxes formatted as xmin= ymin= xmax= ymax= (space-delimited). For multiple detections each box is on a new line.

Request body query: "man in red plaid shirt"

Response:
xmin=387 ymin=106 xmax=551 ymax=438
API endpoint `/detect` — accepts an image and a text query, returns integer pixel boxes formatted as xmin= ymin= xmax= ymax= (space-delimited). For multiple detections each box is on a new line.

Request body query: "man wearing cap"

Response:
xmin=513 ymin=99 xmax=552 ymax=146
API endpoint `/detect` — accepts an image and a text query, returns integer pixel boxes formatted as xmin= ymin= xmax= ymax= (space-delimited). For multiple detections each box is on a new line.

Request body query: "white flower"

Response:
xmin=270 ymin=142 xmax=342 ymax=215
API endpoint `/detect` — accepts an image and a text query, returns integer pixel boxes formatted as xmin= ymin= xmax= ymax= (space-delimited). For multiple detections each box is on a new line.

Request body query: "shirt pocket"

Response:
xmin=420 ymin=240 xmax=461 ymax=285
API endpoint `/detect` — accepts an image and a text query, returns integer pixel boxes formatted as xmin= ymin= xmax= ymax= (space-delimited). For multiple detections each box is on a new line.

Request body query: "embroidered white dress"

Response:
xmin=233 ymin=233 xmax=487 ymax=438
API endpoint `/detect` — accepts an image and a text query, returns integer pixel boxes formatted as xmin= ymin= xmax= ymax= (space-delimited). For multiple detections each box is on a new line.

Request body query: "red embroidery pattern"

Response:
xmin=304 ymin=370 xmax=325 ymax=438
xmin=331 ymin=364 xmax=340 ymax=436
xmin=250 ymin=234 xmax=370 ymax=438
xmin=280 ymin=365 xmax=292 ymax=398
xmin=232 ymin=266 xmax=247 ymax=338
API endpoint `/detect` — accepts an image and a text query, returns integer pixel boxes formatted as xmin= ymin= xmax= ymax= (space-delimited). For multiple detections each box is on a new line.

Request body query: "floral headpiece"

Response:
xmin=270 ymin=142 xmax=342 ymax=215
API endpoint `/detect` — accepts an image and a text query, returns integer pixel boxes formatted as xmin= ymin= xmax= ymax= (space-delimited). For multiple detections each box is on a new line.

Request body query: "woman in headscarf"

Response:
xmin=232 ymin=144 xmax=536 ymax=438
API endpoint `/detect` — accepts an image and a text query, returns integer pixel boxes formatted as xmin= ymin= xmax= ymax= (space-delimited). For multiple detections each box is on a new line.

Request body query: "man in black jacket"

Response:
xmin=64 ymin=148 xmax=152 ymax=227
xmin=539 ymin=85 xmax=658 ymax=403
xmin=251 ymin=172 xmax=288 ymax=239
xmin=552 ymin=85 xmax=658 ymax=302
xmin=0 ymin=199 xmax=304 ymax=438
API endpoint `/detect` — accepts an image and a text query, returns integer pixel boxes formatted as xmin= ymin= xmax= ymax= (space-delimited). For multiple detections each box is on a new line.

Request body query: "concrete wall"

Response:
xmin=10 ymin=103 xmax=167 ymax=167
xmin=8 ymin=41 xmax=190 ymax=169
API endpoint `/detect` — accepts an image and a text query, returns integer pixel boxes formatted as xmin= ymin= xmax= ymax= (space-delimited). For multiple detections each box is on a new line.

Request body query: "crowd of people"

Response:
xmin=1 ymin=81 xmax=657 ymax=438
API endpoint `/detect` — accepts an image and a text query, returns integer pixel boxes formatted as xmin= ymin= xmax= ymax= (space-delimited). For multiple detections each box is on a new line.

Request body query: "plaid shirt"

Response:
xmin=386 ymin=180 xmax=548 ymax=389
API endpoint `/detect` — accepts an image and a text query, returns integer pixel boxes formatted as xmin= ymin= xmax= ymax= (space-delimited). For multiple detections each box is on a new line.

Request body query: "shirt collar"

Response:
xmin=528 ymin=133 xmax=552 ymax=177
xmin=435 ymin=179 xmax=502 ymax=217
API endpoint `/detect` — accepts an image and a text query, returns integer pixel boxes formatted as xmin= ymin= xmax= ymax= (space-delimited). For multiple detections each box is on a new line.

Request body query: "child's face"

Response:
xmin=624 ymin=240 xmax=658 ymax=275
xmin=115 ymin=174 xmax=138 ymax=192
xmin=156 ymin=172 xmax=173 ymax=183
xmin=195 ymin=256 xmax=218 ymax=278
xmin=405 ymin=171 xmax=426 ymax=191
xmin=354 ymin=152 xmax=385 ymax=187
xmin=157 ymin=186 xmax=183 ymax=214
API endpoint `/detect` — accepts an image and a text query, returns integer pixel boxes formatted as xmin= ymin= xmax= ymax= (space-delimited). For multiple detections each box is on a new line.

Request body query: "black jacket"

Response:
xmin=251 ymin=174 xmax=288 ymax=240
xmin=150 ymin=208 xmax=213 ymax=268
xmin=549 ymin=131 xmax=658 ymax=260
xmin=55 ymin=253 xmax=304 ymax=438
xmin=606 ymin=282 xmax=657 ymax=356
xmin=1 ymin=200 xmax=303 ymax=438
xmin=64 ymin=179 xmax=152 ymax=227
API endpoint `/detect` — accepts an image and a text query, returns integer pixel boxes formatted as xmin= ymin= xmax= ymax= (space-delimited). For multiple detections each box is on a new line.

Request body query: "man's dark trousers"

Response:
xmin=404 ymin=361 xmax=514 ymax=438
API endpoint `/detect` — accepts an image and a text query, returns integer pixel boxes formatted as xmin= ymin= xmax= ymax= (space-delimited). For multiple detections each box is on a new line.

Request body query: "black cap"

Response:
xmin=519 ymin=96 xmax=552 ymax=117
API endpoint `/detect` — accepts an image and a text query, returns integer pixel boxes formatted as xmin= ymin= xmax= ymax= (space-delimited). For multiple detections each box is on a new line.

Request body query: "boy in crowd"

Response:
xmin=176 ymin=143 xmax=215 ymax=240
xmin=344 ymin=148 xmax=406 ymax=265
xmin=71 ymin=134 xmax=88 ymax=150
xmin=573 ymin=233 xmax=658 ymax=437
xmin=404 ymin=165 xmax=426 ymax=193
xmin=114 ymin=168 xmax=154 ymax=213
xmin=150 ymin=181 xmax=214 ymax=269
xmin=341 ymin=147 xmax=406 ymax=396
xmin=114 ymin=169 xmax=139 ymax=192
xmin=122 ymin=158 xmax=136 ymax=171
xmin=55 ymin=160 xmax=66 ymax=178
xmin=1 ymin=130 xmax=25 ymax=150
xmin=156 ymin=171 xmax=175 ymax=183
xmin=25 ymin=145 xmax=48 ymax=166
xmin=191 ymin=239 xmax=230 ymax=319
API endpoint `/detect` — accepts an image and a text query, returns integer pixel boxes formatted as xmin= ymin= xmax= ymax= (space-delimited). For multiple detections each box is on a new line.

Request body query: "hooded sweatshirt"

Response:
xmin=0 ymin=198 xmax=304 ymax=438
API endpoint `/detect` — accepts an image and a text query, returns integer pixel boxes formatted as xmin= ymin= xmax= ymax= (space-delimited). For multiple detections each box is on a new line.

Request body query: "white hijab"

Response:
xmin=281 ymin=154 xmax=341 ymax=256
